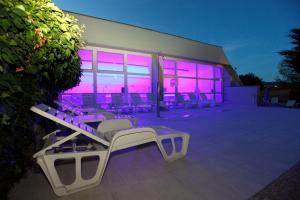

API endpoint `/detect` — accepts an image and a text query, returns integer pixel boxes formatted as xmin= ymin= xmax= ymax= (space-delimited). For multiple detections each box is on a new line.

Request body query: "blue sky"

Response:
xmin=53 ymin=0 xmax=300 ymax=81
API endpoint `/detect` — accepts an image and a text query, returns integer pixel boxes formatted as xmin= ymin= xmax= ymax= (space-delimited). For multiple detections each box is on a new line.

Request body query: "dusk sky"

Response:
xmin=53 ymin=0 xmax=300 ymax=81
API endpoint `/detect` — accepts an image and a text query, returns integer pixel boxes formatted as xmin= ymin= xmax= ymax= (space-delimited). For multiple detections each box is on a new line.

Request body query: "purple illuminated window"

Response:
xmin=215 ymin=80 xmax=222 ymax=93
xmin=164 ymin=78 xmax=176 ymax=93
xmin=97 ymin=51 xmax=124 ymax=71
xmin=64 ymin=72 xmax=94 ymax=93
xmin=162 ymin=59 xmax=175 ymax=75
xmin=177 ymin=61 xmax=196 ymax=77
xmin=215 ymin=67 xmax=222 ymax=79
xmin=178 ymin=78 xmax=196 ymax=93
xmin=79 ymin=49 xmax=92 ymax=70
xmin=127 ymin=54 xmax=151 ymax=74
xmin=97 ymin=73 xmax=124 ymax=93
xmin=128 ymin=75 xmax=151 ymax=93
xmin=198 ymin=64 xmax=214 ymax=78
xmin=204 ymin=94 xmax=214 ymax=100
xmin=198 ymin=79 xmax=214 ymax=93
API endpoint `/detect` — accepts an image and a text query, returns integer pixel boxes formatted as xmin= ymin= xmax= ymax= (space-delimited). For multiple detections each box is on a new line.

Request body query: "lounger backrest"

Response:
xmin=146 ymin=93 xmax=153 ymax=103
xmin=286 ymin=100 xmax=296 ymax=107
xmin=31 ymin=104 xmax=110 ymax=146
xmin=111 ymin=93 xmax=123 ymax=105
xmin=131 ymin=93 xmax=142 ymax=105
xmin=55 ymin=100 xmax=84 ymax=116
xmin=271 ymin=97 xmax=279 ymax=104
xmin=200 ymin=93 xmax=208 ymax=101
xmin=188 ymin=93 xmax=196 ymax=101
xmin=176 ymin=93 xmax=184 ymax=102
xmin=63 ymin=98 xmax=80 ymax=108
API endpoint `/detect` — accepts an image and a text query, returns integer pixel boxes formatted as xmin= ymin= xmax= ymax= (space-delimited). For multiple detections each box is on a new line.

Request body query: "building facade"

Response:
xmin=62 ymin=11 xmax=239 ymax=108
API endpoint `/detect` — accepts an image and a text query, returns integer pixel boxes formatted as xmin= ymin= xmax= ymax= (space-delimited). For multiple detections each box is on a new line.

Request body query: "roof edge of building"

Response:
xmin=64 ymin=10 xmax=223 ymax=49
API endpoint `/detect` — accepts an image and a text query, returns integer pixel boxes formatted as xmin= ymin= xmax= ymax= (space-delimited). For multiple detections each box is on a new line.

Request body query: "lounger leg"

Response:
xmin=36 ymin=150 xmax=110 ymax=196
xmin=156 ymin=134 xmax=190 ymax=162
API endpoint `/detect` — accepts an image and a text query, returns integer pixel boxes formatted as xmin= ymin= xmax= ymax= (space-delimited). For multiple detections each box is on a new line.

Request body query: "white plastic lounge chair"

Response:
xmin=285 ymin=100 xmax=296 ymax=107
xmin=271 ymin=97 xmax=279 ymax=105
xmin=31 ymin=104 xmax=190 ymax=196
xmin=147 ymin=93 xmax=169 ymax=111
xmin=111 ymin=93 xmax=133 ymax=113
xmin=175 ymin=93 xmax=186 ymax=108
xmin=175 ymin=93 xmax=197 ymax=108
xmin=186 ymin=93 xmax=198 ymax=108
xmin=199 ymin=93 xmax=216 ymax=107
xmin=130 ymin=93 xmax=152 ymax=112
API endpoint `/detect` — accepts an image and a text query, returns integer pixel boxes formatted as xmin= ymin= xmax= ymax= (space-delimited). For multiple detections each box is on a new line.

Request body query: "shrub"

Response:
xmin=0 ymin=0 xmax=84 ymax=198
xmin=239 ymin=73 xmax=264 ymax=89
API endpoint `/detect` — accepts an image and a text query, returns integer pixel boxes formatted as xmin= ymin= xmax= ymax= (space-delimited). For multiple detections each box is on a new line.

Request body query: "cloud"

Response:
xmin=223 ymin=40 xmax=260 ymax=52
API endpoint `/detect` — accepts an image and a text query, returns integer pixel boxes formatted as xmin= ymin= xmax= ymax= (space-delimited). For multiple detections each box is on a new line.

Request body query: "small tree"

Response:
xmin=278 ymin=28 xmax=300 ymax=84
xmin=0 ymin=0 xmax=84 ymax=198
xmin=239 ymin=73 xmax=264 ymax=89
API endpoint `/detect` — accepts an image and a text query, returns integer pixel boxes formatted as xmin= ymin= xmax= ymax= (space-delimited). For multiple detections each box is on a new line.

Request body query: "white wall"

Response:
xmin=225 ymin=86 xmax=258 ymax=106
xmin=67 ymin=12 xmax=230 ymax=66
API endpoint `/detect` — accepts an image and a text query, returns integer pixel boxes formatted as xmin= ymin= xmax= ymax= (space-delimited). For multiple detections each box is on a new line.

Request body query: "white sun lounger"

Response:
xmin=285 ymin=100 xmax=296 ymax=107
xmin=270 ymin=97 xmax=279 ymax=105
xmin=111 ymin=93 xmax=133 ymax=113
xmin=31 ymin=104 xmax=190 ymax=196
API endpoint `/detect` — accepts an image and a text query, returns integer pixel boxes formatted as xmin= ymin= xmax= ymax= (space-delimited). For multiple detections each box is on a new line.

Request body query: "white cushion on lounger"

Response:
xmin=96 ymin=119 xmax=133 ymax=141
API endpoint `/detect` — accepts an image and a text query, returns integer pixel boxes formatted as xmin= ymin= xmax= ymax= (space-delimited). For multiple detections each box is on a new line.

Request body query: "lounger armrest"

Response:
xmin=111 ymin=127 xmax=156 ymax=141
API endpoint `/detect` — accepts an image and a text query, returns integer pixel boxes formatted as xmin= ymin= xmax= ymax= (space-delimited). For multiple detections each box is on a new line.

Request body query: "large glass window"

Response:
xmin=215 ymin=67 xmax=222 ymax=79
xmin=215 ymin=80 xmax=222 ymax=93
xmin=178 ymin=78 xmax=196 ymax=93
xmin=177 ymin=61 xmax=196 ymax=77
xmin=128 ymin=75 xmax=151 ymax=93
xmin=63 ymin=48 xmax=224 ymax=106
xmin=127 ymin=54 xmax=151 ymax=74
xmin=198 ymin=79 xmax=214 ymax=93
xmin=215 ymin=94 xmax=222 ymax=103
xmin=198 ymin=64 xmax=214 ymax=78
xmin=97 ymin=73 xmax=124 ymax=93
xmin=162 ymin=59 xmax=175 ymax=75
xmin=79 ymin=49 xmax=92 ymax=70
xmin=64 ymin=72 xmax=94 ymax=93
xmin=97 ymin=51 xmax=124 ymax=71
xmin=164 ymin=78 xmax=176 ymax=93
xmin=204 ymin=93 xmax=214 ymax=100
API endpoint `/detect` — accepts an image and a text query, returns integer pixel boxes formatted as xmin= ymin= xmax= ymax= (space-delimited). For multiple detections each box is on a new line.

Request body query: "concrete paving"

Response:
xmin=9 ymin=105 xmax=300 ymax=200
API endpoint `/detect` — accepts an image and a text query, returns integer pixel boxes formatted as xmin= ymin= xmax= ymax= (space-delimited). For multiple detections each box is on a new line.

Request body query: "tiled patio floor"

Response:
xmin=9 ymin=105 xmax=300 ymax=200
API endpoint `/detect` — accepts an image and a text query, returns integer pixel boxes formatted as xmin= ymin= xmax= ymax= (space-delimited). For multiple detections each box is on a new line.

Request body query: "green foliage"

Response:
xmin=239 ymin=73 xmax=264 ymax=89
xmin=278 ymin=28 xmax=300 ymax=84
xmin=0 ymin=0 xmax=84 ymax=198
